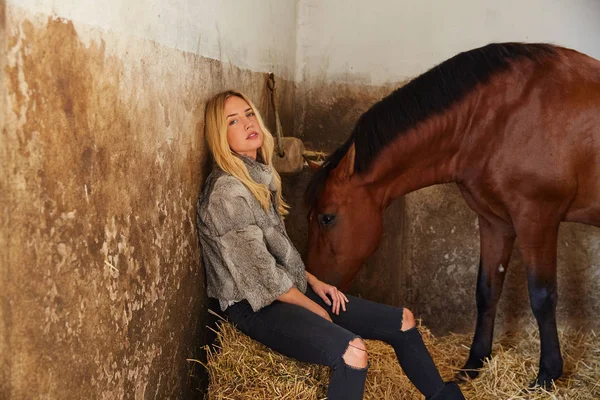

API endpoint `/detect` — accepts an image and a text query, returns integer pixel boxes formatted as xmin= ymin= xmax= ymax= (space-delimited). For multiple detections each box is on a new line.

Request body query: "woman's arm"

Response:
xmin=306 ymin=271 xmax=319 ymax=286
xmin=278 ymin=287 xmax=332 ymax=322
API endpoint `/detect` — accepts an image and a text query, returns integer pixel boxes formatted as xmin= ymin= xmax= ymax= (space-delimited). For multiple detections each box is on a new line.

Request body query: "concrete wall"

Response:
xmin=3 ymin=1 xmax=600 ymax=398
xmin=1 ymin=1 xmax=297 ymax=399
xmin=292 ymin=0 xmax=600 ymax=334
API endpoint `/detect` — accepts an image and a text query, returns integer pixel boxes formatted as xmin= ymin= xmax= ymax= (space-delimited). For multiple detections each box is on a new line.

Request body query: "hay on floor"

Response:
xmin=201 ymin=317 xmax=599 ymax=400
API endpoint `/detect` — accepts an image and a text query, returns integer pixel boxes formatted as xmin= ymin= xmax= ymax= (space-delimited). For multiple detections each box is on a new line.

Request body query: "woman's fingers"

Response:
xmin=330 ymin=289 xmax=339 ymax=315
xmin=319 ymin=291 xmax=332 ymax=306
xmin=326 ymin=287 xmax=349 ymax=315
xmin=339 ymin=291 xmax=347 ymax=312
xmin=319 ymin=285 xmax=349 ymax=315
xmin=335 ymin=289 xmax=346 ymax=314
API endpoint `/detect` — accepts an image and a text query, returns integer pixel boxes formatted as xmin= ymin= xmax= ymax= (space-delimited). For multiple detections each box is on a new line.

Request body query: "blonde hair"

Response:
xmin=204 ymin=90 xmax=289 ymax=216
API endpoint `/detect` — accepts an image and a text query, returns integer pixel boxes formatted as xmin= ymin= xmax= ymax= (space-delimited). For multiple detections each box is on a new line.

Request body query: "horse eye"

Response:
xmin=318 ymin=214 xmax=336 ymax=226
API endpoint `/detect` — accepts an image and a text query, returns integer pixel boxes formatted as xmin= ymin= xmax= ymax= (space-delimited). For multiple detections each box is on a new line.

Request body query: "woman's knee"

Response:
xmin=401 ymin=308 xmax=416 ymax=331
xmin=342 ymin=338 xmax=368 ymax=369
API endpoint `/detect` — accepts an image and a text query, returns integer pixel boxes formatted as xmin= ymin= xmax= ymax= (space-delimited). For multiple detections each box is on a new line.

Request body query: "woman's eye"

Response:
xmin=228 ymin=119 xmax=237 ymax=126
xmin=246 ymin=112 xmax=255 ymax=118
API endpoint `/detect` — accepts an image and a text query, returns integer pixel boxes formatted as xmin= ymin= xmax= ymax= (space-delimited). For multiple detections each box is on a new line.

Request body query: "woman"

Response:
xmin=196 ymin=90 xmax=465 ymax=400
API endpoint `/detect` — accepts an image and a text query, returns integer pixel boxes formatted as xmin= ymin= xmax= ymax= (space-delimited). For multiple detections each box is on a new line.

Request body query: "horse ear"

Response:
xmin=303 ymin=155 xmax=321 ymax=173
xmin=345 ymin=143 xmax=355 ymax=177
xmin=333 ymin=143 xmax=355 ymax=180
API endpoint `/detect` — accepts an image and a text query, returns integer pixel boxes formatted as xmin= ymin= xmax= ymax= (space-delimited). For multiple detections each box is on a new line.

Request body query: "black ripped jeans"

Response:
xmin=225 ymin=287 xmax=447 ymax=400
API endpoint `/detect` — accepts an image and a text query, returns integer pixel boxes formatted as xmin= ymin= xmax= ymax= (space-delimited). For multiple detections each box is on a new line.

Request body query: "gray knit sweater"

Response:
xmin=196 ymin=155 xmax=308 ymax=312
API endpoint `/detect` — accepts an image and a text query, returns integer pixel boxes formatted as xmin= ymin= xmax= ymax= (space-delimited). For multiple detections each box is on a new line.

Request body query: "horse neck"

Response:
xmin=362 ymin=105 xmax=469 ymax=210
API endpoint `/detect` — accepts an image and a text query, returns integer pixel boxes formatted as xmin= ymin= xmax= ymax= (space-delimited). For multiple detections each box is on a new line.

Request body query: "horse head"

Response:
xmin=304 ymin=144 xmax=384 ymax=290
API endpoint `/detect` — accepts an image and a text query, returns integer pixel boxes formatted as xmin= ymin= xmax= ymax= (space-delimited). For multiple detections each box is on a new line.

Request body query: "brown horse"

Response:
xmin=304 ymin=43 xmax=600 ymax=388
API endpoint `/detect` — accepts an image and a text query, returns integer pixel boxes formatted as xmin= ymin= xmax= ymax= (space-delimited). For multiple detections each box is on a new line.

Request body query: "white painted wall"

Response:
xmin=296 ymin=0 xmax=600 ymax=85
xmin=14 ymin=0 xmax=299 ymax=80
xmin=15 ymin=0 xmax=600 ymax=85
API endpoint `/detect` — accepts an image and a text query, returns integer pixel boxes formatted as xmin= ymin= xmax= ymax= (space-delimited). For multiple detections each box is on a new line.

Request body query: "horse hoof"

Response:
xmin=528 ymin=375 xmax=557 ymax=391
xmin=454 ymin=368 xmax=479 ymax=383
xmin=454 ymin=358 xmax=484 ymax=382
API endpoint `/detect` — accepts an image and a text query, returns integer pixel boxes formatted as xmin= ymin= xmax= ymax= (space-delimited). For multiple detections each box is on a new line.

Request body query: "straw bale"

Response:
xmin=202 ymin=320 xmax=599 ymax=399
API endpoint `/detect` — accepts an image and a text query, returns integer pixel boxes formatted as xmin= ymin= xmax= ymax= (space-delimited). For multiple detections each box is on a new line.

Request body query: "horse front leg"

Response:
xmin=457 ymin=216 xmax=515 ymax=381
xmin=516 ymin=217 xmax=562 ymax=388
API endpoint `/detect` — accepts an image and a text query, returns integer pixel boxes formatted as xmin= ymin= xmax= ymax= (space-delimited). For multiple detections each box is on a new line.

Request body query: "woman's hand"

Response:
xmin=310 ymin=278 xmax=349 ymax=316
xmin=278 ymin=286 xmax=332 ymax=322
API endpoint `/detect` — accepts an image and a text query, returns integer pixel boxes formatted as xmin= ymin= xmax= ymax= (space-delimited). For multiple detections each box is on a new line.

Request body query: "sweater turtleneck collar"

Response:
xmin=236 ymin=153 xmax=277 ymax=192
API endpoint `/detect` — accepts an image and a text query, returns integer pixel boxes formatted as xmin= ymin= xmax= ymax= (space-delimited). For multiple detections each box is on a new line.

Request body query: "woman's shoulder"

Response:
xmin=197 ymin=168 xmax=256 ymax=232
xmin=199 ymin=168 xmax=252 ymax=205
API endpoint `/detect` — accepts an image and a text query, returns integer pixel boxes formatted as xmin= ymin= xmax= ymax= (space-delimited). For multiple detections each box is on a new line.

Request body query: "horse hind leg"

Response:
xmin=515 ymin=210 xmax=563 ymax=388
xmin=457 ymin=217 xmax=516 ymax=381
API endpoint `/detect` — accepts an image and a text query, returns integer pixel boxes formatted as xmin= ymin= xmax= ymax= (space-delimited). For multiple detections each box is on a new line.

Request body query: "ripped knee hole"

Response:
xmin=342 ymin=338 xmax=368 ymax=369
xmin=401 ymin=308 xmax=416 ymax=331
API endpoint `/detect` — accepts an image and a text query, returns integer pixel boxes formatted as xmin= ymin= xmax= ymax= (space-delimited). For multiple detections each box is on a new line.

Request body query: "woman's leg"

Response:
xmin=306 ymin=288 xmax=465 ymax=399
xmin=225 ymin=300 xmax=368 ymax=400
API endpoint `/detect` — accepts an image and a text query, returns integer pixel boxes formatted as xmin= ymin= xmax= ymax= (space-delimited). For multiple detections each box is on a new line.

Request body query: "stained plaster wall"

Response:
xmin=1 ymin=1 xmax=297 ymax=399
xmin=292 ymin=0 xmax=600 ymax=334
xmin=3 ymin=0 xmax=600 ymax=398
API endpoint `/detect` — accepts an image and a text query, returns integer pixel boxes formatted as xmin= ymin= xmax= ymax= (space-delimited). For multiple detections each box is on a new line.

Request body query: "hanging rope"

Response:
xmin=267 ymin=73 xmax=285 ymax=157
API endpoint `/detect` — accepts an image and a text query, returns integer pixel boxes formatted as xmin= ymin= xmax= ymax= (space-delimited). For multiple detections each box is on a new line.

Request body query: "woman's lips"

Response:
xmin=246 ymin=131 xmax=259 ymax=140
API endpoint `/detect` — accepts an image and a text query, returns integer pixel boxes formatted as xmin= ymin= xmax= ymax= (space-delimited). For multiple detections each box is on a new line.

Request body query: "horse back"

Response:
xmin=459 ymin=47 xmax=600 ymax=226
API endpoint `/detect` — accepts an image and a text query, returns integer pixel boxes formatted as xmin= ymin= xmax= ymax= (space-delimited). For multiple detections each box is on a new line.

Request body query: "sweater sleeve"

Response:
xmin=206 ymin=193 xmax=294 ymax=311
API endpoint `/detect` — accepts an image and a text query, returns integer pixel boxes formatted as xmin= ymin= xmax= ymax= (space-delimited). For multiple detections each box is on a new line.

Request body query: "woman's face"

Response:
xmin=224 ymin=96 xmax=263 ymax=159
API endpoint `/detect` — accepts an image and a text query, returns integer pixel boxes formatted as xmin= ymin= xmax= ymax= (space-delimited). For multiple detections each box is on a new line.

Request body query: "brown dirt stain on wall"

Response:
xmin=1 ymin=0 xmax=10 ymax=397
xmin=2 ymin=5 xmax=296 ymax=399
xmin=4 ymin=13 xmax=204 ymax=399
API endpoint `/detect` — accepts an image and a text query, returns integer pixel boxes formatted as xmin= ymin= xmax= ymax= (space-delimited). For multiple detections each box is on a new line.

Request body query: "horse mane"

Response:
xmin=305 ymin=42 xmax=558 ymax=207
